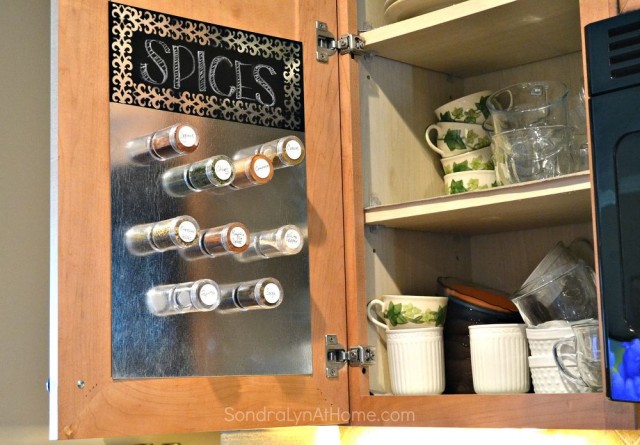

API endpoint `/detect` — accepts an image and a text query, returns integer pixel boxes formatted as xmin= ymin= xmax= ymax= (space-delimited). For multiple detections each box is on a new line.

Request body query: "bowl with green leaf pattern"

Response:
xmin=367 ymin=295 xmax=448 ymax=330
xmin=425 ymin=122 xmax=491 ymax=158
xmin=444 ymin=170 xmax=497 ymax=195
xmin=440 ymin=146 xmax=494 ymax=175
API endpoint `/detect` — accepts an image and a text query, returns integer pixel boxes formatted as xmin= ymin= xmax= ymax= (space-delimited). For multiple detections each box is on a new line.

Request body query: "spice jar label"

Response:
xmin=178 ymin=125 xmax=198 ymax=147
xmin=199 ymin=284 xmax=220 ymax=306
xmin=177 ymin=221 xmax=198 ymax=243
xmin=253 ymin=158 xmax=272 ymax=179
xmin=285 ymin=139 xmax=302 ymax=160
xmin=263 ymin=283 xmax=281 ymax=304
xmin=284 ymin=229 xmax=302 ymax=250
xmin=214 ymin=158 xmax=233 ymax=181
xmin=230 ymin=227 xmax=248 ymax=248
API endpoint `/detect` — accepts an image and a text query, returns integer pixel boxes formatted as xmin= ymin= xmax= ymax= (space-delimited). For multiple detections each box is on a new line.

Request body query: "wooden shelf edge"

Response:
xmin=350 ymin=392 xmax=637 ymax=429
xmin=362 ymin=0 xmax=516 ymax=46
xmin=360 ymin=0 xmax=581 ymax=77
xmin=364 ymin=172 xmax=591 ymax=233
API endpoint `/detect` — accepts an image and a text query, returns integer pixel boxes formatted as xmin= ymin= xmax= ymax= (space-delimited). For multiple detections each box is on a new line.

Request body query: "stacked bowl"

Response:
xmin=526 ymin=322 xmax=583 ymax=393
xmin=425 ymin=91 xmax=497 ymax=195
xmin=437 ymin=277 xmax=523 ymax=393
xmin=486 ymin=81 xmax=576 ymax=185
xmin=509 ymin=242 xmax=598 ymax=393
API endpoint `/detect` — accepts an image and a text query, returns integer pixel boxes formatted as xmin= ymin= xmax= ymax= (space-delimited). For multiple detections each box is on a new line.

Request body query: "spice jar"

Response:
xmin=146 ymin=279 xmax=221 ymax=316
xmin=208 ymin=154 xmax=274 ymax=193
xmin=162 ymin=154 xmax=235 ymax=197
xmin=217 ymin=277 xmax=284 ymax=313
xmin=180 ymin=222 xmax=250 ymax=261
xmin=233 ymin=136 xmax=305 ymax=169
xmin=126 ymin=123 xmax=199 ymax=164
xmin=236 ymin=224 xmax=304 ymax=262
xmin=125 ymin=215 xmax=199 ymax=256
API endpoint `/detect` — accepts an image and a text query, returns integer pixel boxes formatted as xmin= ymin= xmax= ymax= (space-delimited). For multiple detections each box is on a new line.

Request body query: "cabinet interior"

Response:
xmin=356 ymin=0 xmax=592 ymax=394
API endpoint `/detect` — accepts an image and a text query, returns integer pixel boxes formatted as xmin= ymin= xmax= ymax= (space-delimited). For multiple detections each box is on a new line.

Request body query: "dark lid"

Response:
xmin=437 ymin=277 xmax=518 ymax=315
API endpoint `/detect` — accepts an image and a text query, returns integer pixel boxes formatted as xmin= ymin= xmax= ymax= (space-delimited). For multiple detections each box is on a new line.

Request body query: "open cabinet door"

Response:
xmin=50 ymin=0 xmax=347 ymax=439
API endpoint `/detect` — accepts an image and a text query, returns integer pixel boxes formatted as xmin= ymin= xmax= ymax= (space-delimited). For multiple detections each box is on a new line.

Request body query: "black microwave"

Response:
xmin=586 ymin=9 xmax=640 ymax=402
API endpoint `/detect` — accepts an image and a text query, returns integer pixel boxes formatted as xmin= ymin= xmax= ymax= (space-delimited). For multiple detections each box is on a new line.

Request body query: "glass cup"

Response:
xmin=552 ymin=319 xmax=603 ymax=392
xmin=486 ymin=81 xmax=569 ymax=134
xmin=510 ymin=261 xmax=597 ymax=327
xmin=491 ymin=125 xmax=572 ymax=184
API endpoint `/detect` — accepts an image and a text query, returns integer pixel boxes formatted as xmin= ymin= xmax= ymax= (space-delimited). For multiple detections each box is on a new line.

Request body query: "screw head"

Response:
xmin=76 ymin=380 xmax=85 ymax=389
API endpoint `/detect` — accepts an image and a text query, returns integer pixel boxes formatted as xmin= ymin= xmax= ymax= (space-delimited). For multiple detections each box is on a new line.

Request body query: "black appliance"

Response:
xmin=586 ymin=10 xmax=640 ymax=402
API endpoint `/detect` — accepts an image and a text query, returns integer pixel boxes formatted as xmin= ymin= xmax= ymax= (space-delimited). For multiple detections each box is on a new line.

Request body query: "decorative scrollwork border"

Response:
xmin=109 ymin=2 xmax=304 ymax=131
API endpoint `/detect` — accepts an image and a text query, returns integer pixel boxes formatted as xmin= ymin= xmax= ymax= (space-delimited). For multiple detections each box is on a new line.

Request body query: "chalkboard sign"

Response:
xmin=109 ymin=2 xmax=304 ymax=131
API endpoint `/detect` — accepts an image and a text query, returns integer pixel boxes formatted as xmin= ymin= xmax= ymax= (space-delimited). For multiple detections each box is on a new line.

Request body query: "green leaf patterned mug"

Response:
xmin=367 ymin=295 xmax=448 ymax=330
xmin=425 ymin=122 xmax=490 ymax=158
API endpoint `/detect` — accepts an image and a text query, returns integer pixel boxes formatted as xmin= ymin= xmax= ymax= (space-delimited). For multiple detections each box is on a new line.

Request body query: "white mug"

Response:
xmin=386 ymin=327 xmax=445 ymax=395
xmin=469 ymin=324 xmax=530 ymax=394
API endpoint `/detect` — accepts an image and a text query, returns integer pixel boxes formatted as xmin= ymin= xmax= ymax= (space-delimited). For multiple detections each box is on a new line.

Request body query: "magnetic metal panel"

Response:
xmin=110 ymin=104 xmax=311 ymax=378
xmin=108 ymin=2 xmax=311 ymax=378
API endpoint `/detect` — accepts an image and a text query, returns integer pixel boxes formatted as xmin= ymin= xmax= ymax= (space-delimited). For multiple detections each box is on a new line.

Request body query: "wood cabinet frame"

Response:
xmin=51 ymin=0 xmax=348 ymax=439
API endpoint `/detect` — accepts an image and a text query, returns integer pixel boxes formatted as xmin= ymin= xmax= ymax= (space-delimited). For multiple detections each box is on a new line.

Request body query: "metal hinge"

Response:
xmin=325 ymin=334 xmax=375 ymax=378
xmin=316 ymin=21 xmax=366 ymax=63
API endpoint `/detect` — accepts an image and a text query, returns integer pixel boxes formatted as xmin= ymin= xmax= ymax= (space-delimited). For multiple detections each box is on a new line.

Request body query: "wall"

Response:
xmin=0 ymin=1 xmax=60 ymax=443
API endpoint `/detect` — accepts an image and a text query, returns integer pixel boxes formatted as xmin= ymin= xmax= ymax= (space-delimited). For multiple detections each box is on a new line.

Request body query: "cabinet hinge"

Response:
xmin=316 ymin=21 xmax=366 ymax=63
xmin=325 ymin=334 xmax=375 ymax=378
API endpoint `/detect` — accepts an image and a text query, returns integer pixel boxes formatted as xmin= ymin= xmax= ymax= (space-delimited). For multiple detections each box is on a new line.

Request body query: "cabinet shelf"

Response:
xmin=364 ymin=171 xmax=592 ymax=234
xmin=361 ymin=0 xmax=581 ymax=77
xmin=356 ymin=392 xmax=634 ymax=429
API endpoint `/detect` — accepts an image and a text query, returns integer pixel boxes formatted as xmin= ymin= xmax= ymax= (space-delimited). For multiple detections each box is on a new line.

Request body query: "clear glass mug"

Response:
xmin=552 ymin=319 xmax=602 ymax=392
xmin=491 ymin=125 xmax=573 ymax=184
xmin=486 ymin=81 xmax=569 ymax=134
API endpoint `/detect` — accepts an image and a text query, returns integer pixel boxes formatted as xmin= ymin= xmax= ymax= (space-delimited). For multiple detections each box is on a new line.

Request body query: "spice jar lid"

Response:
xmin=220 ymin=222 xmax=250 ymax=253
xmin=254 ymin=277 xmax=284 ymax=308
xmin=200 ymin=222 xmax=250 ymax=256
xmin=208 ymin=155 xmax=234 ymax=184
xmin=171 ymin=124 xmax=199 ymax=154
xmin=273 ymin=224 xmax=304 ymax=255
xmin=246 ymin=154 xmax=274 ymax=184
xmin=276 ymin=136 xmax=305 ymax=167
xmin=190 ymin=279 xmax=221 ymax=311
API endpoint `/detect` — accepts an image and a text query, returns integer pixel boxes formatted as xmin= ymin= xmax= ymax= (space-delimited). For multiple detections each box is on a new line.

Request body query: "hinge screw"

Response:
xmin=76 ymin=380 xmax=85 ymax=389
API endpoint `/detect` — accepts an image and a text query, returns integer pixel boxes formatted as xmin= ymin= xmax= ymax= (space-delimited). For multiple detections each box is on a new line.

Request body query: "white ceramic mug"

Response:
xmin=387 ymin=327 xmax=445 ymax=395
xmin=469 ymin=324 xmax=530 ymax=394
xmin=425 ymin=122 xmax=490 ymax=158
xmin=367 ymin=295 xmax=448 ymax=330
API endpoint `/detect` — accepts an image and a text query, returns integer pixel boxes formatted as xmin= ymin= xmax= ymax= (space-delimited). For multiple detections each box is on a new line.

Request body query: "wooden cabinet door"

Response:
xmin=51 ymin=0 xmax=347 ymax=439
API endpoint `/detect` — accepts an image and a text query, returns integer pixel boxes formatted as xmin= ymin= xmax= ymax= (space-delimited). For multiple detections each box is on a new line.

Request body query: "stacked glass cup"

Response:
xmin=486 ymin=81 xmax=586 ymax=185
